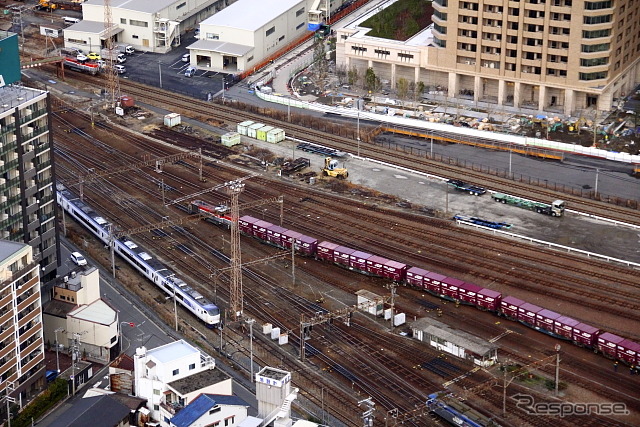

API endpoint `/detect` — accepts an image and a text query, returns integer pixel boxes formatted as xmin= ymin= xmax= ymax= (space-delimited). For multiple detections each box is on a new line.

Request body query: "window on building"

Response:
xmin=247 ymin=56 xmax=254 ymax=63
xmin=176 ymin=2 xmax=186 ymax=9
xmin=296 ymin=7 xmax=304 ymax=17
xmin=110 ymin=336 xmax=117 ymax=344
xmin=278 ymin=35 xmax=285 ymax=41
xmin=398 ymin=52 xmax=414 ymax=61
xmin=120 ymin=18 xmax=126 ymax=24
xmin=374 ymin=49 xmax=390 ymax=56
xmin=580 ymin=57 xmax=609 ymax=66
xmin=582 ymin=29 xmax=611 ymax=38
xmin=583 ymin=14 xmax=612 ymax=25
xmin=266 ymin=26 xmax=275 ymax=37
xmin=581 ymin=43 xmax=610 ymax=52
xmin=584 ymin=0 xmax=612 ymax=9
xmin=433 ymin=23 xmax=447 ymax=34
xmin=189 ymin=363 xmax=196 ymax=370
xmin=129 ymin=20 xmax=149 ymax=28
xmin=207 ymin=33 xmax=220 ymax=40
xmin=296 ymin=22 xmax=305 ymax=30
xmin=209 ymin=406 xmax=221 ymax=415
xmin=154 ymin=405 xmax=159 ymax=411
xmin=132 ymin=35 xmax=139 ymax=39
xmin=172 ymin=369 xmax=179 ymax=376
xmin=579 ymin=71 xmax=608 ymax=80
xmin=153 ymin=389 xmax=160 ymax=395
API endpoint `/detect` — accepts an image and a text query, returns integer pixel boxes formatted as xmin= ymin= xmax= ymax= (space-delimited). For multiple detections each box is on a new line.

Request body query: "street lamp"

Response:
xmin=119 ymin=321 xmax=135 ymax=354
xmin=54 ymin=327 xmax=65 ymax=373
xmin=246 ymin=318 xmax=255 ymax=380
xmin=88 ymin=37 xmax=92 ymax=53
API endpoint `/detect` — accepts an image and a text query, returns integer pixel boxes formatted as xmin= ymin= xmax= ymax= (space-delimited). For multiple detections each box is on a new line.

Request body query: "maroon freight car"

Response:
xmin=266 ymin=225 xmax=288 ymax=247
xmin=239 ymin=215 xmax=259 ymax=235
xmin=406 ymin=266 xmax=429 ymax=289
xmin=597 ymin=332 xmax=625 ymax=358
xmin=458 ymin=282 xmax=483 ymax=305
xmin=440 ymin=276 xmax=464 ymax=299
xmin=252 ymin=220 xmax=273 ymax=241
xmin=573 ymin=323 xmax=600 ymax=347
xmin=317 ymin=241 xmax=340 ymax=261
xmin=334 ymin=246 xmax=356 ymax=267
xmin=383 ymin=260 xmax=407 ymax=281
xmin=536 ymin=309 xmax=560 ymax=333
xmin=617 ymin=339 xmax=640 ymax=364
xmin=349 ymin=251 xmax=372 ymax=272
xmin=476 ymin=288 xmax=501 ymax=311
xmin=518 ymin=302 xmax=542 ymax=326
xmin=424 ymin=272 xmax=446 ymax=294
xmin=366 ymin=255 xmax=390 ymax=277
xmin=500 ymin=296 xmax=525 ymax=320
xmin=282 ymin=230 xmax=302 ymax=250
xmin=553 ymin=316 xmax=580 ymax=340
xmin=297 ymin=235 xmax=317 ymax=256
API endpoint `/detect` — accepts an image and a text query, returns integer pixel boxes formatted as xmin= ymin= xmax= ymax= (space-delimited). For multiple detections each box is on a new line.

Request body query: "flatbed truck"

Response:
xmin=447 ymin=179 xmax=486 ymax=196
xmin=491 ymin=193 xmax=565 ymax=217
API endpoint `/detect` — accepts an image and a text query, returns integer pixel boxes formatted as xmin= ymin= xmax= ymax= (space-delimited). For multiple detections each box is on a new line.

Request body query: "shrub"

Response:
xmin=12 ymin=378 xmax=68 ymax=427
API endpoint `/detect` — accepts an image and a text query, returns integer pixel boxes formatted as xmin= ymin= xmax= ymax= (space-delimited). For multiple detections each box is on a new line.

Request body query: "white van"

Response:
xmin=184 ymin=66 xmax=196 ymax=77
xmin=63 ymin=17 xmax=81 ymax=25
xmin=114 ymin=64 xmax=126 ymax=74
xmin=70 ymin=252 xmax=87 ymax=266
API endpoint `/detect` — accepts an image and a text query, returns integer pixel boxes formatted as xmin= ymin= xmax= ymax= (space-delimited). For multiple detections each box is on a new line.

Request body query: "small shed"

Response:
xmin=237 ymin=120 xmax=254 ymax=135
xmin=356 ymin=289 xmax=383 ymax=316
xmin=256 ymin=125 xmax=274 ymax=141
xmin=266 ymin=128 xmax=285 ymax=143
xmin=164 ymin=113 xmax=181 ymax=127
xmin=411 ymin=317 xmax=498 ymax=367
xmin=221 ymin=132 xmax=241 ymax=147
xmin=247 ymin=122 xmax=265 ymax=139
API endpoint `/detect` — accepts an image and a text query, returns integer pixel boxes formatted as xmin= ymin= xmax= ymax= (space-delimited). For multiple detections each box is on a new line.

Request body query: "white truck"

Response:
xmin=115 ymin=44 xmax=135 ymax=55
xmin=100 ymin=49 xmax=127 ymax=63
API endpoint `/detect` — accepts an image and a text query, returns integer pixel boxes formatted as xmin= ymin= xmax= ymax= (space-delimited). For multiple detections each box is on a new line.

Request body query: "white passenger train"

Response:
xmin=56 ymin=184 xmax=221 ymax=328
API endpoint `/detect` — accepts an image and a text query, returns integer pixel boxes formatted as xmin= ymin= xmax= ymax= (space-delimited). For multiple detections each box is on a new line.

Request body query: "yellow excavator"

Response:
xmin=322 ymin=157 xmax=348 ymax=179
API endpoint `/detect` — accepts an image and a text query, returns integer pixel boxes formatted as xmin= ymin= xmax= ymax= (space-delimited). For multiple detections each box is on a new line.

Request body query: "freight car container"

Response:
xmin=500 ymin=296 xmax=525 ymax=320
xmin=476 ymin=288 xmax=501 ymax=311
xmin=406 ymin=266 xmax=430 ymax=289
xmin=424 ymin=272 xmax=446 ymax=294
xmin=256 ymin=125 xmax=274 ymax=141
xmin=239 ymin=216 xmax=259 ymax=236
xmin=266 ymin=128 xmax=285 ymax=143
xmin=282 ymin=230 xmax=302 ymax=250
xmin=518 ymin=302 xmax=542 ymax=327
xmin=458 ymin=282 xmax=483 ymax=305
xmin=334 ymin=246 xmax=356 ymax=267
xmin=572 ymin=323 xmax=600 ymax=347
xmin=349 ymin=251 xmax=372 ymax=273
xmin=383 ymin=260 xmax=407 ymax=281
xmin=553 ymin=316 xmax=579 ymax=340
xmin=297 ymin=235 xmax=317 ymax=256
xmin=247 ymin=123 xmax=265 ymax=139
xmin=440 ymin=277 xmax=464 ymax=300
xmin=365 ymin=255 xmax=390 ymax=277
xmin=221 ymin=132 xmax=241 ymax=147
xmin=317 ymin=241 xmax=340 ymax=261
xmin=535 ymin=309 xmax=560 ymax=333
xmin=252 ymin=220 xmax=273 ymax=241
xmin=597 ymin=332 xmax=624 ymax=358
xmin=356 ymin=290 xmax=383 ymax=316
xmin=266 ymin=225 xmax=288 ymax=247
xmin=164 ymin=113 xmax=181 ymax=128
xmin=617 ymin=339 xmax=640 ymax=364
xmin=237 ymin=120 xmax=254 ymax=135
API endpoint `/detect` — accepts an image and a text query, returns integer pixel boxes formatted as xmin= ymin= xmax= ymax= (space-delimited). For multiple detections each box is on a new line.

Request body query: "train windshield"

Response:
xmin=207 ymin=307 xmax=220 ymax=317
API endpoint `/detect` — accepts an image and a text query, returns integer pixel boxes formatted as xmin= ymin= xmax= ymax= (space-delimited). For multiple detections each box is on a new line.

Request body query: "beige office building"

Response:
xmin=337 ymin=0 xmax=640 ymax=115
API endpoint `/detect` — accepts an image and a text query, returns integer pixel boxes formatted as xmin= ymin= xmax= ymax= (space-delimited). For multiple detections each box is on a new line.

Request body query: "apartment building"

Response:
xmin=336 ymin=0 xmax=640 ymax=115
xmin=0 ymin=240 xmax=45 ymax=416
xmin=0 ymin=32 xmax=60 ymax=281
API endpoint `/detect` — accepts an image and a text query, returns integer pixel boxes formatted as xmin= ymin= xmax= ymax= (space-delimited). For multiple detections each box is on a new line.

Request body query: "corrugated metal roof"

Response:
xmin=68 ymin=299 xmax=116 ymax=325
xmin=201 ymin=0 xmax=305 ymax=32
xmin=148 ymin=340 xmax=199 ymax=364
xmin=411 ymin=317 xmax=497 ymax=356
xmin=63 ymin=20 xmax=109 ymax=34
xmin=188 ymin=39 xmax=253 ymax=56
xmin=85 ymin=0 xmax=177 ymax=14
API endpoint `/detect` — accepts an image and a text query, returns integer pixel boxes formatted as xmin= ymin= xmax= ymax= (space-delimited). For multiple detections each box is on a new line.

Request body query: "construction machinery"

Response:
xmin=38 ymin=0 xmax=86 ymax=11
xmin=322 ymin=157 xmax=348 ymax=179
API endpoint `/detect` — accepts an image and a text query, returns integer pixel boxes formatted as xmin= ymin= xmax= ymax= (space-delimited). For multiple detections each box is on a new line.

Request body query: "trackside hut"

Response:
xmin=411 ymin=317 xmax=498 ymax=367
xmin=188 ymin=0 xmax=309 ymax=73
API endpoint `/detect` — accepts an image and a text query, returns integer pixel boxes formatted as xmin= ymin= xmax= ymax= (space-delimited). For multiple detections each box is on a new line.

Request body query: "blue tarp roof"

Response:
xmin=171 ymin=394 xmax=249 ymax=427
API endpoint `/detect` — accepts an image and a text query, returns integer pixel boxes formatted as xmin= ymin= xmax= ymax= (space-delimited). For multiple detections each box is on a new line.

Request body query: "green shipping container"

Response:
xmin=256 ymin=126 xmax=274 ymax=141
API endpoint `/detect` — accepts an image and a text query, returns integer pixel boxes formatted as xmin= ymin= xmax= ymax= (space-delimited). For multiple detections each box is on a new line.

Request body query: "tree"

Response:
xmin=397 ymin=77 xmax=409 ymax=106
xmin=335 ymin=64 xmax=347 ymax=85
xmin=365 ymin=67 xmax=377 ymax=93
xmin=348 ymin=66 xmax=359 ymax=87
xmin=313 ymin=38 xmax=328 ymax=93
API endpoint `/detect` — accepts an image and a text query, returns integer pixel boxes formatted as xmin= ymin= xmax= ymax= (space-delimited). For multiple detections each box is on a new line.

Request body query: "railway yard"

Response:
xmin=40 ymin=70 xmax=640 ymax=427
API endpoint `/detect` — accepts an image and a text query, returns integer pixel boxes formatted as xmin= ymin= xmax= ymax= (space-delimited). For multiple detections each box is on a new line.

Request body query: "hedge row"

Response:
xmin=10 ymin=378 xmax=68 ymax=427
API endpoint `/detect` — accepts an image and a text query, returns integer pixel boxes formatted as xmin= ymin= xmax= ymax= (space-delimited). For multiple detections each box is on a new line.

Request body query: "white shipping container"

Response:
xmin=266 ymin=128 xmax=285 ymax=143
xmin=270 ymin=327 xmax=281 ymax=340
xmin=394 ymin=313 xmax=406 ymax=326
xmin=221 ymin=132 xmax=241 ymax=147
xmin=164 ymin=113 xmax=181 ymax=128
xmin=262 ymin=323 xmax=272 ymax=335
xmin=247 ymin=123 xmax=265 ymax=139
xmin=237 ymin=120 xmax=254 ymax=135
xmin=278 ymin=334 xmax=289 ymax=345
xmin=356 ymin=289 xmax=383 ymax=316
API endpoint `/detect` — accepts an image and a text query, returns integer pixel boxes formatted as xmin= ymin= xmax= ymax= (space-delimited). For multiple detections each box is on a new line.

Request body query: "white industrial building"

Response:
xmin=64 ymin=0 xmax=238 ymax=54
xmin=187 ymin=0 xmax=309 ymax=73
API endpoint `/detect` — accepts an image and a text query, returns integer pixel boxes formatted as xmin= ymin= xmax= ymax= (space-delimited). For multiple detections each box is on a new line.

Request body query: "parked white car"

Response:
xmin=70 ymin=252 xmax=87 ymax=266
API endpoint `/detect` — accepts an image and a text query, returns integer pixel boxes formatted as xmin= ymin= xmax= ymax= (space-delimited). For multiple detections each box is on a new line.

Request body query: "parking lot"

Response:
xmin=118 ymin=30 xmax=231 ymax=101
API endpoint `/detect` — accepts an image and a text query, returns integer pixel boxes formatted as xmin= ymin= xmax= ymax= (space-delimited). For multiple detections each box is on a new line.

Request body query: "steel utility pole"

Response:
xmin=226 ymin=180 xmax=245 ymax=320
xmin=103 ymin=0 xmax=120 ymax=108
xmin=246 ymin=318 xmax=255 ymax=380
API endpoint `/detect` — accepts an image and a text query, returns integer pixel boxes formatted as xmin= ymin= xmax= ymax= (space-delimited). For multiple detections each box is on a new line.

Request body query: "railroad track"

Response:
xmin=39 ymin=72 xmax=639 ymax=226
